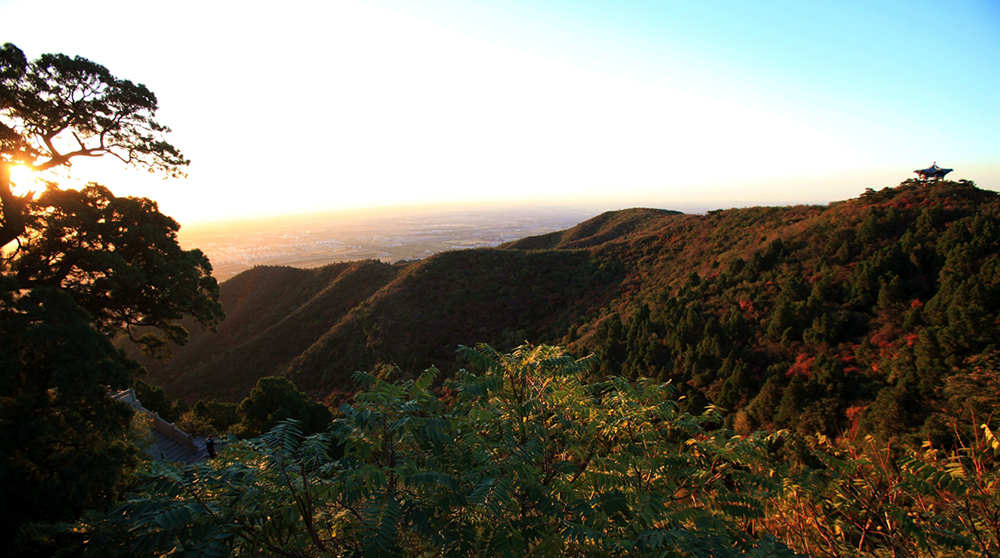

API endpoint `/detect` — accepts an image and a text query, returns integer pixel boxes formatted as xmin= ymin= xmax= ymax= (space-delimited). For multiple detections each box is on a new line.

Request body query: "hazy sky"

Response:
xmin=3 ymin=0 xmax=998 ymax=223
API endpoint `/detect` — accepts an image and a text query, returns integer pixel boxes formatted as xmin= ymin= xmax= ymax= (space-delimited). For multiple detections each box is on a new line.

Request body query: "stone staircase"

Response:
xmin=113 ymin=389 xmax=210 ymax=464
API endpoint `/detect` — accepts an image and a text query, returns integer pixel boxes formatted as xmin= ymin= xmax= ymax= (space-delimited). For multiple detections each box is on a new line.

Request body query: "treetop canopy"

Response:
xmin=0 ymin=42 xmax=188 ymax=175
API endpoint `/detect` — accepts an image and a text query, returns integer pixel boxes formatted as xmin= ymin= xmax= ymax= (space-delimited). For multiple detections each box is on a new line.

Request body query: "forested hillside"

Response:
xmin=140 ymin=179 xmax=1000 ymax=444
xmin=8 ymin=40 xmax=995 ymax=557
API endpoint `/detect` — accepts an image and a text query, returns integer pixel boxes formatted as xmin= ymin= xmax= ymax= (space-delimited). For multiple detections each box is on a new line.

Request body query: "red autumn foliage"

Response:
xmin=787 ymin=353 xmax=816 ymax=379
xmin=838 ymin=350 xmax=860 ymax=374
xmin=870 ymin=327 xmax=900 ymax=349
xmin=844 ymin=404 xmax=868 ymax=439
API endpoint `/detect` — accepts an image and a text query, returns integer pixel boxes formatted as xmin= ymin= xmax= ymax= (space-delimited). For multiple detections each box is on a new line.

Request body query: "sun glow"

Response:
xmin=1 ymin=0 xmax=995 ymax=225
xmin=7 ymin=164 xmax=44 ymax=196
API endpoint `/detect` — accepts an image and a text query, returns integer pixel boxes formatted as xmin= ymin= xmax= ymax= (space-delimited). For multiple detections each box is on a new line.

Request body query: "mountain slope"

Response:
xmin=283 ymin=248 xmax=624 ymax=394
xmin=503 ymin=207 xmax=682 ymax=250
xmin=136 ymin=261 xmax=398 ymax=401
xmin=143 ymin=179 xmax=1000 ymax=444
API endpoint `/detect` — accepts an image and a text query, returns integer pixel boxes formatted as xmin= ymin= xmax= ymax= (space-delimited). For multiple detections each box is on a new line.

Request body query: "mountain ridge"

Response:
xmin=136 ymin=179 xmax=1000 ymax=443
xmin=501 ymin=207 xmax=682 ymax=250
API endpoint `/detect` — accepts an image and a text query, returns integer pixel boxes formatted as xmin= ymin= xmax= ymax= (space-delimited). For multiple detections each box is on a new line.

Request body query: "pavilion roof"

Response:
xmin=914 ymin=163 xmax=953 ymax=178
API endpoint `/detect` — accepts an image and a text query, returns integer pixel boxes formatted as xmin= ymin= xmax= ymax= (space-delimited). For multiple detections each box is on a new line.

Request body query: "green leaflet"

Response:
xmin=91 ymin=343 xmax=999 ymax=557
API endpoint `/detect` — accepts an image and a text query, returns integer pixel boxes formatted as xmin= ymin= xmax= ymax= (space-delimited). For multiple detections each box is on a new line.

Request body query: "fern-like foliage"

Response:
xmin=88 ymin=343 xmax=997 ymax=557
xmin=760 ymin=432 xmax=1000 ymax=557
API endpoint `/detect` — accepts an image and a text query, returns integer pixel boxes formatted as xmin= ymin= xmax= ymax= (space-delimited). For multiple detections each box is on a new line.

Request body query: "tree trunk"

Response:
xmin=0 ymin=162 xmax=27 ymax=250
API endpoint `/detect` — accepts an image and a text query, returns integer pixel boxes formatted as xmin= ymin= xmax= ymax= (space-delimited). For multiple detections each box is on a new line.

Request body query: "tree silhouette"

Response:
xmin=0 ymin=43 xmax=221 ymax=547
xmin=0 ymin=43 xmax=187 ymax=246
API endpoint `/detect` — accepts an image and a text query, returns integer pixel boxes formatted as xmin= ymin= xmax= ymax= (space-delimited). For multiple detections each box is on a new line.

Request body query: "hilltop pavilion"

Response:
xmin=914 ymin=162 xmax=953 ymax=181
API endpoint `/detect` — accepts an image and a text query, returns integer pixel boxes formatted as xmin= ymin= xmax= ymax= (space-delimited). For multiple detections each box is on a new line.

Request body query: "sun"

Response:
xmin=7 ymin=164 xmax=45 ymax=195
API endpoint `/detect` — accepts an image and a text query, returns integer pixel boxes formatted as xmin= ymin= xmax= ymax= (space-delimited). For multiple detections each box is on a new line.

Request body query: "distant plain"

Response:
xmin=180 ymin=205 xmax=600 ymax=280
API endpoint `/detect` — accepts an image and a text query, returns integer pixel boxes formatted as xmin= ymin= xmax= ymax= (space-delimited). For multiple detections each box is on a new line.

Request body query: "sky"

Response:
xmin=2 ymin=0 xmax=998 ymax=224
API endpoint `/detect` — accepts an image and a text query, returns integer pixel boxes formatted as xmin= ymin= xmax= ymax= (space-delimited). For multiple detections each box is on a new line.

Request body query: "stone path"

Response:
xmin=113 ymin=389 xmax=211 ymax=464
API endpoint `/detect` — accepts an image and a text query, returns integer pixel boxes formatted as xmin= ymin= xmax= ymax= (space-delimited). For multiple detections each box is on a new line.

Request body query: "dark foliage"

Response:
xmin=0 ymin=286 xmax=139 ymax=541
xmin=1 ymin=43 xmax=221 ymax=547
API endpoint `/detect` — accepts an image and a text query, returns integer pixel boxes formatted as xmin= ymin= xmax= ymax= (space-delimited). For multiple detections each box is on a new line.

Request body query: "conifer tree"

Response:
xmin=0 ymin=43 xmax=223 ymax=545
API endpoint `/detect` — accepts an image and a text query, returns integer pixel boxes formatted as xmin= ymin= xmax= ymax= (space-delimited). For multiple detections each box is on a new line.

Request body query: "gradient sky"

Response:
xmin=2 ymin=0 xmax=998 ymax=223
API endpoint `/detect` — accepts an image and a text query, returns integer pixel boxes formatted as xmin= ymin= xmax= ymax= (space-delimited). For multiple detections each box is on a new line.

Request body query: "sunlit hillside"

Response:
xmin=138 ymin=179 xmax=999 ymax=448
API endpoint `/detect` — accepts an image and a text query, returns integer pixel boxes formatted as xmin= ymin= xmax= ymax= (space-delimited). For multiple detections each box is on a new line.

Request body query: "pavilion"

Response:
xmin=914 ymin=162 xmax=953 ymax=181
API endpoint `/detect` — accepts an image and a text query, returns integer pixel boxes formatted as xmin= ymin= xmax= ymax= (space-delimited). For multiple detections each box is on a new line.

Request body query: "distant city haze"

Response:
xmin=181 ymin=205 xmax=597 ymax=280
xmin=180 ymin=171 xmax=989 ymax=281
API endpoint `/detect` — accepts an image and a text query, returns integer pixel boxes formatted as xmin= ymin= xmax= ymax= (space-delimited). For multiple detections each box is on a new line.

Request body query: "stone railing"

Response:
xmin=113 ymin=388 xmax=198 ymax=455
